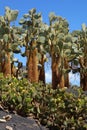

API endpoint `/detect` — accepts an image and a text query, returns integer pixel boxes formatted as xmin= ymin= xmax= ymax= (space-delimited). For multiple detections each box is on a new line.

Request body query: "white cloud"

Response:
xmin=69 ymin=72 xmax=80 ymax=86
xmin=45 ymin=69 xmax=80 ymax=86
xmin=45 ymin=70 xmax=52 ymax=83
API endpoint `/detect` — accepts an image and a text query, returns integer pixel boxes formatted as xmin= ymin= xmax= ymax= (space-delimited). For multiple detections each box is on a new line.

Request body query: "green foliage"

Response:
xmin=0 ymin=7 xmax=87 ymax=129
xmin=0 ymin=74 xmax=87 ymax=129
xmin=5 ymin=6 xmax=18 ymax=22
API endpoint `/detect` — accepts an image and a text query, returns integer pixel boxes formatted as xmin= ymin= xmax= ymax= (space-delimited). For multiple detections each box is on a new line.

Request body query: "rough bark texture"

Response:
xmin=52 ymin=53 xmax=61 ymax=89
xmin=28 ymin=41 xmax=38 ymax=83
xmin=32 ymin=48 xmax=38 ymax=82
xmin=80 ymin=72 xmax=87 ymax=91
xmin=83 ymin=45 xmax=87 ymax=90
xmin=11 ymin=63 xmax=16 ymax=77
xmin=25 ymin=33 xmax=29 ymax=69
xmin=0 ymin=54 xmax=2 ymax=73
xmin=79 ymin=54 xmax=87 ymax=91
xmin=59 ymin=74 xmax=65 ymax=88
xmin=64 ymin=58 xmax=69 ymax=88
xmin=28 ymin=51 xmax=33 ymax=82
xmin=82 ymin=75 xmax=87 ymax=91
xmin=3 ymin=51 xmax=11 ymax=77
xmin=39 ymin=54 xmax=45 ymax=84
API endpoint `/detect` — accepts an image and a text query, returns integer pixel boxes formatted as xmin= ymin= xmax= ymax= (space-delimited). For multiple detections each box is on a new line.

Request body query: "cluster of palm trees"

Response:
xmin=0 ymin=7 xmax=87 ymax=90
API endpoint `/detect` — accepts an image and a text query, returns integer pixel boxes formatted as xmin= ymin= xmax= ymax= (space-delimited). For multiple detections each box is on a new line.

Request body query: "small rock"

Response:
xmin=3 ymin=115 xmax=12 ymax=121
xmin=6 ymin=125 xmax=13 ymax=130
xmin=0 ymin=118 xmax=6 ymax=122
xmin=0 ymin=104 xmax=4 ymax=110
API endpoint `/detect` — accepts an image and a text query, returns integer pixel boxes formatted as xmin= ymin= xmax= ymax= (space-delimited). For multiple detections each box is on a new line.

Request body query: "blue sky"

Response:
xmin=0 ymin=0 xmax=87 ymax=32
xmin=0 ymin=0 xmax=86 ymax=85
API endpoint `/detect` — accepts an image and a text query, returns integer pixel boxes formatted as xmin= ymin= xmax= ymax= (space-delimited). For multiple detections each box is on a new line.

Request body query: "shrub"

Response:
xmin=0 ymin=74 xmax=87 ymax=129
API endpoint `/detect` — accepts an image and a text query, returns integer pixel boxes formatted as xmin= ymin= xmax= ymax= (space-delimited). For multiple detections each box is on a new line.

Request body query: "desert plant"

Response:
xmin=71 ymin=24 xmax=87 ymax=90
xmin=19 ymin=8 xmax=43 ymax=82
xmin=0 ymin=75 xmax=87 ymax=129
xmin=47 ymin=13 xmax=73 ymax=89
xmin=0 ymin=7 xmax=21 ymax=77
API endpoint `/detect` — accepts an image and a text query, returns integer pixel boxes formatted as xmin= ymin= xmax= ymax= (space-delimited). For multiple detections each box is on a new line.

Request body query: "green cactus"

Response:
xmin=71 ymin=25 xmax=87 ymax=90
xmin=47 ymin=13 xmax=72 ymax=89
xmin=5 ymin=6 xmax=18 ymax=22
xmin=19 ymin=8 xmax=43 ymax=82
xmin=0 ymin=7 xmax=20 ymax=77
